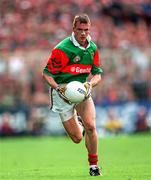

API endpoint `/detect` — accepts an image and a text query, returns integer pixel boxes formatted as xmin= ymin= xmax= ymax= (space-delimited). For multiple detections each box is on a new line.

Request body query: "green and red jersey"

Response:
xmin=43 ymin=35 xmax=103 ymax=84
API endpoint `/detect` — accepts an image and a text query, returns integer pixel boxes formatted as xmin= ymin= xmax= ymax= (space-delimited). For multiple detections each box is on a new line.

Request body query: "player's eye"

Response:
xmin=77 ymin=28 xmax=89 ymax=33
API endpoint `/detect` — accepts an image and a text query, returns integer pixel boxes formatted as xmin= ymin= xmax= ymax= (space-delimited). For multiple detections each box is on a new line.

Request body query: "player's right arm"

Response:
xmin=42 ymin=48 xmax=69 ymax=88
xmin=42 ymin=73 xmax=72 ymax=104
xmin=42 ymin=73 xmax=58 ymax=89
xmin=42 ymin=49 xmax=71 ymax=104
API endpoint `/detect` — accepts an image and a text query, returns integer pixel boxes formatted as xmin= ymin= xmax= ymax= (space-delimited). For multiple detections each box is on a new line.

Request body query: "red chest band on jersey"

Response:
xmin=62 ymin=64 xmax=92 ymax=75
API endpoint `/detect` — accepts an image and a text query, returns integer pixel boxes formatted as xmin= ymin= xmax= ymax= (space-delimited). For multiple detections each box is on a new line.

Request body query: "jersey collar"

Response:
xmin=70 ymin=32 xmax=91 ymax=50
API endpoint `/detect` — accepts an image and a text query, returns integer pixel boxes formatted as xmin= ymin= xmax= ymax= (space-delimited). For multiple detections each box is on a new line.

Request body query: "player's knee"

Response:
xmin=71 ymin=134 xmax=83 ymax=144
xmin=85 ymin=122 xmax=96 ymax=134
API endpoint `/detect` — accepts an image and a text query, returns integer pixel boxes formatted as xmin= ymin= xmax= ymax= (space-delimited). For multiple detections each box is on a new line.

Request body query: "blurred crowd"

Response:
xmin=0 ymin=0 xmax=151 ymax=135
xmin=0 ymin=0 xmax=151 ymax=51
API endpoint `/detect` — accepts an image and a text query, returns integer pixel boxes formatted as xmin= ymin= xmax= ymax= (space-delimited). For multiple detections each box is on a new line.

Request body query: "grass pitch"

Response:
xmin=0 ymin=133 xmax=151 ymax=180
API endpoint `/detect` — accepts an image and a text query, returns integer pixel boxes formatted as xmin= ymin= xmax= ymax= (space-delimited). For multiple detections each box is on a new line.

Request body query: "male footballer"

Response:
xmin=42 ymin=13 xmax=103 ymax=176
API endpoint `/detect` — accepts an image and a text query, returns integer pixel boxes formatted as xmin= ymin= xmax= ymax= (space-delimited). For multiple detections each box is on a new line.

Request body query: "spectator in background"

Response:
xmin=135 ymin=106 xmax=149 ymax=132
xmin=104 ymin=108 xmax=123 ymax=135
xmin=0 ymin=112 xmax=14 ymax=136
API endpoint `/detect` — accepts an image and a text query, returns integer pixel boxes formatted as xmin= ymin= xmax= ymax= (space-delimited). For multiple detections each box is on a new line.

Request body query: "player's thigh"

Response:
xmin=59 ymin=109 xmax=81 ymax=136
xmin=62 ymin=116 xmax=82 ymax=136
xmin=76 ymin=97 xmax=96 ymax=124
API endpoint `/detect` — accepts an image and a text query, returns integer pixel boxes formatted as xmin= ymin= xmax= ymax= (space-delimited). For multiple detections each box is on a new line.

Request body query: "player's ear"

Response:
xmin=73 ymin=26 xmax=75 ymax=32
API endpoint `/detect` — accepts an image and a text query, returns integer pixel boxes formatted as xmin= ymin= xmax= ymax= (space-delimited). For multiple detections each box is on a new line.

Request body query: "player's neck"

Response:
xmin=80 ymin=40 xmax=88 ymax=48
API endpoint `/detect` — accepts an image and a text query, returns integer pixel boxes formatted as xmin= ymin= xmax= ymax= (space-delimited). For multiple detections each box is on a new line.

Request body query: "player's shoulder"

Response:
xmin=90 ymin=40 xmax=97 ymax=52
xmin=54 ymin=37 xmax=75 ymax=56
xmin=55 ymin=37 xmax=71 ymax=49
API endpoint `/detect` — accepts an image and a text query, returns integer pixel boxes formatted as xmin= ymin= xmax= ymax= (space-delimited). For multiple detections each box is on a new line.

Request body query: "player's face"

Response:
xmin=73 ymin=22 xmax=90 ymax=46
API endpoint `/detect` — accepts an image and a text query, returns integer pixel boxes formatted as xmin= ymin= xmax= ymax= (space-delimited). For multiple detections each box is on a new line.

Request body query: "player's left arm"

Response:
xmin=89 ymin=74 xmax=102 ymax=87
xmin=84 ymin=49 xmax=103 ymax=98
xmin=89 ymin=49 xmax=103 ymax=87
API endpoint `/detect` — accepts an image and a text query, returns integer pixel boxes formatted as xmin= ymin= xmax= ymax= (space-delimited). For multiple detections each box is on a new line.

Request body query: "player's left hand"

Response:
xmin=55 ymin=86 xmax=72 ymax=105
xmin=83 ymin=82 xmax=92 ymax=99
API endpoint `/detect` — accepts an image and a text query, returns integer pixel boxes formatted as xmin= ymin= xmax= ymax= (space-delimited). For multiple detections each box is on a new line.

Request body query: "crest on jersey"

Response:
xmin=73 ymin=55 xmax=81 ymax=62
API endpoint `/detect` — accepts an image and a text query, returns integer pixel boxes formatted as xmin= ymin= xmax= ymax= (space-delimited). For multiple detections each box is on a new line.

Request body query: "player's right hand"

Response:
xmin=83 ymin=82 xmax=92 ymax=99
xmin=55 ymin=86 xmax=72 ymax=105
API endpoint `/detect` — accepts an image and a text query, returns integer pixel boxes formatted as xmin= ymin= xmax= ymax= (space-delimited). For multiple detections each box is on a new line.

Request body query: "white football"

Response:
xmin=65 ymin=81 xmax=86 ymax=103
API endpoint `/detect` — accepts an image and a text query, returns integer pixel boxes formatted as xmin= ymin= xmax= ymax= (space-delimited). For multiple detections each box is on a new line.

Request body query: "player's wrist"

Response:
xmin=88 ymin=81 xmax=92 ymax=88
xmin=84 ymin=81 xmax=92 ymax=89
xmin=55 ymin=85 xmax=60 ymax=91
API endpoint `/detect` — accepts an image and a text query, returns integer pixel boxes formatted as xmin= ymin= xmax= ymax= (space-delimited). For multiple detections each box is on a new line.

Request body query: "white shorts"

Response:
xmin=49 ymin=87 xmax=77 ymax=122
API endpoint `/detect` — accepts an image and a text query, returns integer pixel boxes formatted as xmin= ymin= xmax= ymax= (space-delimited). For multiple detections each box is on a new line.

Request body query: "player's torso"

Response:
xmin=54 ymin=38 xmax=97 ymax=83
xmin=57 ymin=37 xmax=96 ymax=66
